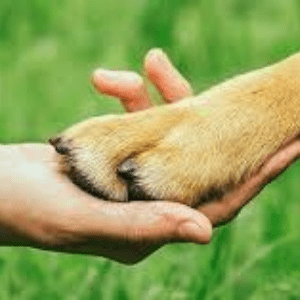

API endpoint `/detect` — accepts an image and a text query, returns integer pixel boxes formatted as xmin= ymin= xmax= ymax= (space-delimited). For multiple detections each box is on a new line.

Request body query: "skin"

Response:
xmin=0 ymin=49 xmax=299 ymax=264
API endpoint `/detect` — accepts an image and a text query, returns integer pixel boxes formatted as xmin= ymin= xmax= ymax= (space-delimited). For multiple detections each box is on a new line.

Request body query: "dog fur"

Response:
xmin=50 ymin=52 xmax=300 ymax=207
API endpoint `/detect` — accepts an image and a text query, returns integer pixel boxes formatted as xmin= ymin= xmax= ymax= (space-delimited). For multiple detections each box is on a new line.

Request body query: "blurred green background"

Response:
xmin=1 ymin=0 xmax=300 ymax=299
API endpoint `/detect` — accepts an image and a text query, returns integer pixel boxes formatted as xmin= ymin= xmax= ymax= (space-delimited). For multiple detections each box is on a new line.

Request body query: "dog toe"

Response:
xmin=49 ymin=136 xmax=70 ymax=155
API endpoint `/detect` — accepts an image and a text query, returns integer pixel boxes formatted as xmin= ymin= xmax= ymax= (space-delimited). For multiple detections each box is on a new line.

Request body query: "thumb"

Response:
xmin=81 ymin=200 xmax=212 ymax=245
xmin=142 ymin=201 xmax=213 ymax=244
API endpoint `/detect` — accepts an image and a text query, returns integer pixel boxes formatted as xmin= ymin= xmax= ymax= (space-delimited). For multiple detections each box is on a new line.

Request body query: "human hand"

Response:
xmin=92 ymin=48 xmax=300 ymax=227
xmin=0 ymin=143 xmax=211 ymax=264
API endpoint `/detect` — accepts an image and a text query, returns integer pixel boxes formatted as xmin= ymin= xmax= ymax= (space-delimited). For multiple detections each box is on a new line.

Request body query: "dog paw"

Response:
xmin=50 ymin=104 xmax=207 ymax=205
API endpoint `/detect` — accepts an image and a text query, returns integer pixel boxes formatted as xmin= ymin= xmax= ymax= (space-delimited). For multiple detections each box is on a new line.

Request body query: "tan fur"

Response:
xmin=54 ymin=52 xmax=300 ymax=207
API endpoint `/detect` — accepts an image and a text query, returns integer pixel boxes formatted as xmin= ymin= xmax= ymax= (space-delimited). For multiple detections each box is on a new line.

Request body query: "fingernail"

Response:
xmin=146 ymin=49 xmax=172 ymax=69
xmin=179 ymin=221 xmax=211 ymax=244
xmin=148 ymin=48 xmax=169 ymax=59
xmin=95 ymin=70 xmax=121 ymax=81
xmin=93 ymin=69 xmax=141 ymax=84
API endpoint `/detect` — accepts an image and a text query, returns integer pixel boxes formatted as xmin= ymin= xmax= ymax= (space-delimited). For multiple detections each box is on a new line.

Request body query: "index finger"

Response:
xmin=144 ymin=49 xmax=194 ymax=103
xmin=92 ymin=70 xmax=152 ymax=112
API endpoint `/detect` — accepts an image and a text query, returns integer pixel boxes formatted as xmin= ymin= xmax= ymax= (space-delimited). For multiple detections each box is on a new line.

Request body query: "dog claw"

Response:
xmin=49 ymin=136 xmax=70 ymax=155
xmin=118 ymin=159 xmax=137 ymax=181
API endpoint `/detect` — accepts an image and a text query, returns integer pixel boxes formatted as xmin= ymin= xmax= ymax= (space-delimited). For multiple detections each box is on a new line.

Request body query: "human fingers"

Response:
xmin=198 ymin=137 xmax=300 ymax=227
xmin=92 ymin=70 xmax=152 ymax=112
xmin=45 ymin=196 xmax=212 ymax=264
xmin=256 ymin=137 xmax=300 ymax=185
xmin=144 ymin=48 xmax=193 ymax=103
xmin=72 ymin=200 xmax=212 ymax=246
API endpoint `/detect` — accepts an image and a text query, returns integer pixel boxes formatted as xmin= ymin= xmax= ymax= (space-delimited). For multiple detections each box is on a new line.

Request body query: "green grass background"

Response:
xmin=1 ymin=0 xmax=300 ymax=299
